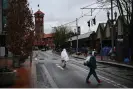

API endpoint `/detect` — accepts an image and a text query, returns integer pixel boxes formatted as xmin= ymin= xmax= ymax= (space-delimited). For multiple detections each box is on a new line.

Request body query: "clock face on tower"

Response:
xmin=36 ymin=18 xmax=43 ymax=22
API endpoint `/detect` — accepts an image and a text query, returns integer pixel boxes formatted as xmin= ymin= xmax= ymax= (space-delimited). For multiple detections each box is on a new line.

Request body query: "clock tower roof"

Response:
xmin=34 ymin=9 xmax=45 ymax=15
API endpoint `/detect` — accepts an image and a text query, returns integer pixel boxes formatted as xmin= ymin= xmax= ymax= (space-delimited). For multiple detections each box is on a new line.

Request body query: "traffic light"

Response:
xmin=93 ymin=17 xmax=96 ymax=25
xmin=77 ymin=26 xmax=81 ymax=35
xmin=87 ymin=20 xmax=90 ymax=27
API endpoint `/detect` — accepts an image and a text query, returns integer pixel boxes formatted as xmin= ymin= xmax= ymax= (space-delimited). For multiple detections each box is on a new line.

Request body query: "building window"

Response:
xmin=2 ymin=0 xmax=8 ymax=9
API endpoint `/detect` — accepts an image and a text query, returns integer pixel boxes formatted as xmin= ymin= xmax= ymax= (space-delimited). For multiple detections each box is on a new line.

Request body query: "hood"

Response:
xmin=92 ymin=51 xmax=96 ymax=56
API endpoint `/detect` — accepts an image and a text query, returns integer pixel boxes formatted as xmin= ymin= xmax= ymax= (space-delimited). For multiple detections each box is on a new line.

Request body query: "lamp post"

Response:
xmin=4 ymin=24 xmax=8 ymax=57
xmin=107 ymin=6 xmax=117 ymax=60
xmin=107 ymin=11 xmax=117 ymax=48
xmin=69 ymin=34 xmax=72 ymax=55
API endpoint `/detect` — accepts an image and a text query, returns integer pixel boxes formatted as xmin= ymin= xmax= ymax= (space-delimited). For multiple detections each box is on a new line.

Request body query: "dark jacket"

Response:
xmin=86 ymin=56 xmax=97 ymax=69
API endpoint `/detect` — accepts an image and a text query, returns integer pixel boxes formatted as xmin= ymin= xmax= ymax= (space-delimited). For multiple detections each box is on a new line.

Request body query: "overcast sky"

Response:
xmin=28 ymin=0 xmax=117 ymax=34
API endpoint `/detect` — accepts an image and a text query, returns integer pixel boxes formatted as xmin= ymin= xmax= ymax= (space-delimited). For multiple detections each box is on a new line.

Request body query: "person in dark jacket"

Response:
xmin=84 ymin=51 xmax=101 ymax=84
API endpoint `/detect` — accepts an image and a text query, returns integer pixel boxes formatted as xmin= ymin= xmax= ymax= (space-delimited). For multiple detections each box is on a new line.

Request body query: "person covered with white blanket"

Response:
xmin=61 ymin=48 xmax=69 ymax=68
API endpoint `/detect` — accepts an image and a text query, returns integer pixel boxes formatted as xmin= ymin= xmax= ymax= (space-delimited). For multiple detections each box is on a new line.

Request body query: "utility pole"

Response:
xmin=76 ymin=18 xmax=78 ymax=53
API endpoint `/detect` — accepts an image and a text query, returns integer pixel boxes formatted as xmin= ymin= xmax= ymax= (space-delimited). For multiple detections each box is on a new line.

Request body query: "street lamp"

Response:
xmin=107 ymin=11 xmax=117 ymax=22
xmin=107 ymin=11 xmax=117 ymax=42
xmin=114 ymin=11 xmax=117 ymax=20
xmin=107 ymin=11 xmax=117 ymax=21
xmin=107 ymin=10 xmax=117 ymax=60
xmin=107 ymin=11 xmax=110 ymax=20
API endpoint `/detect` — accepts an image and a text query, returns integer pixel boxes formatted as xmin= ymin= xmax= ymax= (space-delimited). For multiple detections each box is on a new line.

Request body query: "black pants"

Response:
xmin=61 ymin=60 xmax=66 ymax=68
xmin=86 ymin=68 xmax=99 ymax=82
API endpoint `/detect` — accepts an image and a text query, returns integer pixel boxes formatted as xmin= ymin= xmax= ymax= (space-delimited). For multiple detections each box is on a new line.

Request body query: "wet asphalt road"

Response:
xmin=34 ymin=50 xmax=133 ymax=88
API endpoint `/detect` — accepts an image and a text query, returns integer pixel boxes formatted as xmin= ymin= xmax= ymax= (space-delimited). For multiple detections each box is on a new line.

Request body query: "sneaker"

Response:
xmin=98 ymin=80 xmax=102 ymax=84
xmin=86 ymin=80 xmax=91 ymax=84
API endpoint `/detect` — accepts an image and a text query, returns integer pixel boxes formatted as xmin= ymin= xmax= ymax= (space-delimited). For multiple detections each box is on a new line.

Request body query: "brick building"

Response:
xmin=43 ymin=33 xmax=54 ymax=49
xmin=34 ymin=9 xmax=54 ymax=49
xmin=34 ymin=9 xmax=45 ymax=47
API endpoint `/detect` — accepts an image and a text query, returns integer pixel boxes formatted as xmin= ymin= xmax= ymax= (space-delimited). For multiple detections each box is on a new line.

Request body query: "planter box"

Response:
xmin=0 ymin=71 xmax=16 ymax=86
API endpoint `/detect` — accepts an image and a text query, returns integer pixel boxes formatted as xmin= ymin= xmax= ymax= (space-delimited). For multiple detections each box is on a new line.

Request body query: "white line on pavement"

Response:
xmin=41 ymin=65 xmax=58 ymax=88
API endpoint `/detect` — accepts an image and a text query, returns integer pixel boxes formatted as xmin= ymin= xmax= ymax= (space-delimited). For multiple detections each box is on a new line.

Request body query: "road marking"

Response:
xmin=41 ymin=65 xmax=58 ymax=88
xmin=56 ymin=64 xmax=64 ymax=70
xmin=68 ymin=63 xmax=128 ymax=88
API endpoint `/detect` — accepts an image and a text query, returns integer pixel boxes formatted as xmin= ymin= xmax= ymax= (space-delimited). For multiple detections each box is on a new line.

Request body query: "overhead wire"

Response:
xmin=55 ymin=1 xmax=101 ymax=27
xmin=81 ymin=0 xmax=102 ymax=9
xmin=94 ymin=3 xmax=107 ymax=17
xmin=56 ymin=1 xmax=108 ymax=27
xmin=59 ymin=9 xmax=96 ymax=27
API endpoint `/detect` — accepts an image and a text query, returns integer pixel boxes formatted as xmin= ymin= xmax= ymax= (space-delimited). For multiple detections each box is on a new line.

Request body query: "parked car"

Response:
xmin=34 ymin=47 xmax=39 ymax=50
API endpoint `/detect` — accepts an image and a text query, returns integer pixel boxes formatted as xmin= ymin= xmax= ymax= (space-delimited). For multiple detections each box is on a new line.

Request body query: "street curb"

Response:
xmin=72 ymin=55 xmax=133 ymax=69
xmin=97 ymin=61 xmax=133 ymax=69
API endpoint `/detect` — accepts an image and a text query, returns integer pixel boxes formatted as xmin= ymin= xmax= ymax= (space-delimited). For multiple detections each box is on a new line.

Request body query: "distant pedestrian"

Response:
xmin=84 ymin=48 xmax=88 ymax=57
xmin=92 ymin=49 xmax=96 ymax=56
xmin=84 ymin=52 xmax=101 ymax=84
xmin=61 ymin=48 xmax=69 ymax=68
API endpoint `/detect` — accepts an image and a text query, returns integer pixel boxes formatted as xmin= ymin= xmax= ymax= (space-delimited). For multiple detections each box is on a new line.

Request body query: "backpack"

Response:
xmin=84 ymin=56 xmax=90 ymax=66
xmin=84 ymin=56 xmax=97 ymax=69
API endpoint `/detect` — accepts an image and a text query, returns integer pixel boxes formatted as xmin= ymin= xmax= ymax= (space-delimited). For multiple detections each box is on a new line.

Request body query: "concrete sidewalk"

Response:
xmin=72 ymin=54 xmax=133 ymax=69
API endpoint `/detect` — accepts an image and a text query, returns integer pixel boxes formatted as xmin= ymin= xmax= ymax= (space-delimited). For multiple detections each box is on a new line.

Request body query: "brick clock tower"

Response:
xmin=34 ymin=9 xmax=44 ymax=45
